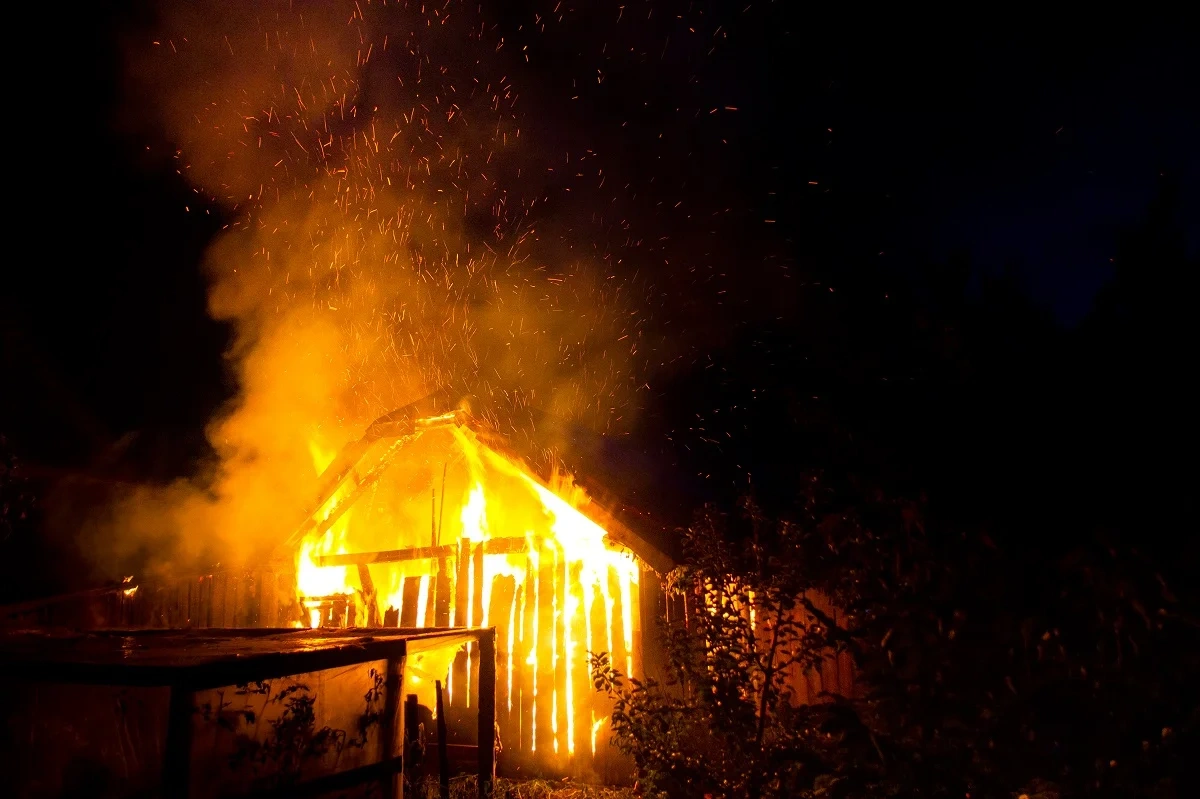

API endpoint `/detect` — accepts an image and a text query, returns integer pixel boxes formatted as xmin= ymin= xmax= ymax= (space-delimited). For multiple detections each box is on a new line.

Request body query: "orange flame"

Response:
xmin=294 ymin=420 xmax=640 ymax=763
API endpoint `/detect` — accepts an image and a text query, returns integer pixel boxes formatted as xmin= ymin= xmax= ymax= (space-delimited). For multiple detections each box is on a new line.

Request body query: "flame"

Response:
xmin=294 ymin=421 xmax=641 ymax=762
xmin=295 ymin=437 xmax=357 ymax=627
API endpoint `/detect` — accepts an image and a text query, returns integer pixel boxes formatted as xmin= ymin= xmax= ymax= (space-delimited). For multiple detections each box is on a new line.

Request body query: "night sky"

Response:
xmin=2 ymin=4 xmax=1196 ymax=589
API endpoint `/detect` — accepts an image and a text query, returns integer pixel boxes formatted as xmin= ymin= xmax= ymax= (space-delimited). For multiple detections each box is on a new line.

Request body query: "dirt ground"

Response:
xmin=414 ymin=775 xmax=636 ymax=798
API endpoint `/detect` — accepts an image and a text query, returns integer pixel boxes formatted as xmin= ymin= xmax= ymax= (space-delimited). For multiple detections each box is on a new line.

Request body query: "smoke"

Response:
xmin=89 ymin=0 xmax=649 ymax=573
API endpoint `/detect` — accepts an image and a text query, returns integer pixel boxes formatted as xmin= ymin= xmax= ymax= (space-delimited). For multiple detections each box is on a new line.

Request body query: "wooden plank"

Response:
xmin=588 ymin=578 xmax=610 ymax=775
xmin=320 ymin=544 xmax=455 ymax=567
xmin=569 ymin=562 xmax=590 ymax=768
xmin=471 ymin=544 xmax=485 ymax=719
xmin=424 ymin=575 xmax=438 ymax=628
xmin=404 ymin=693 xmax=421 ymax=795
xmin=554 ymin=551 xmax=568 ymax=761
xmin=519 ymin=558 xmax=536 ymax=758
xmin=489 ymin=575 xmax=516 ymax=762
xmin=231 ymin=573 xmax=244 ymax=628
xmin=248 ymin=573 xmax=261 ymax=627
xmin=604 ymin=569 xmax=629 ymax=782
xmin=477 ymin=629 xmax=496 ymax=799
xmin=535 ymin=545 xmax=555 ymax=760
xmin=436 ymin=680 xmax=451 ymax=799
xmin=400 ymin=578 xmax=421 ymax=628
xmin=0 ymin=631 xmax=462 ymax=690
xmin=260 ymin=572 xmax=276 ymax=628
xmin=177 ymin=581 xmax=187 ymax=628
xmin=451 ymin=541 xmax=470 ymax=712
xmin=629 ymin=571 xmax=643 ymax=681
xmin=213 ymin=572 xmax=228 ymax=630
xmin=278 ymin=572 xmax=298 ymax=627
xmin=609 ymin=570 xmax=629 ymax=682
xmin=472 ymin=544 xmax=485 ymax=630
xmin=358 ymin=564 xmax=380 ymax=627
xmin=201 ymin=575 xmax=212 ymax=629
xmin=315 ymin=537 xmax=527 ymax=567
xmin=434 ymin=557 xmax=451 ymax=627
xmin=379 ymin=656 xmax=405 ymax=799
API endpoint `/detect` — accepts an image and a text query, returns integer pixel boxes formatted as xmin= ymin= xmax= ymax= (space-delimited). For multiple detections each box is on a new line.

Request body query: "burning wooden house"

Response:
xmin=275 ymin=395 xmax=674 ymax=780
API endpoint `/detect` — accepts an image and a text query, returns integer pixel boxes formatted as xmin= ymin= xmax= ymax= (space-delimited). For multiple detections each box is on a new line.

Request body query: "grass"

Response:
xmin=411 ymin=775 xmax=636 ymax=799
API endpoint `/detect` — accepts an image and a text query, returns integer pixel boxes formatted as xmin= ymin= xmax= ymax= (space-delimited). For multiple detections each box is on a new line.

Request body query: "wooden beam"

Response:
xmin=314 ymin=537 xmax=528 ymax=567
xmin=435 ymin=556 xmax=451 ymax=627
xmin=436 ymin=680 xmax=451 ymax=799
xmin=404 ymin=693 xmax=421 ymax=796
xmin=400 ymin=578 xmax=421 ymax=628
xmin=477 ymin=628 xmax=496 ymax=799
xmin=381 ymin=656 xmax=405 ymax=799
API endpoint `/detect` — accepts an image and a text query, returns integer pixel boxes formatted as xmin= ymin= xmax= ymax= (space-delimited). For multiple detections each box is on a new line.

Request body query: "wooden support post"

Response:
xmin=569 ymin=562 xmax=590 ymax=766
xmin=472 ymin=543 xmax=485 ymax=627
xmin=519 ymin=559 xmax=536 ymax=758
xmin=477 ymin=629 xmax=497 ymax=799
xmin=639 ymin=568 xmax=666 ymax=685
xmin=471 ymin=542 xmax=485 ymax=716
xmin=451 ymin=540 xmax=470 ymax=714
xmin=380 ymin=655 xmax=405 ymax=799
xmin=436 ymin=680 xmax=451 ymax=799
xmin=227 ymin=574 xmax=239 ymax=627
xmin=610 ymin=570 xmax=629 ymax=683
xmin=163 ymin=685 xmax=194 ymax=798
xmin=435 ymin=556 xmax=452 ymax=627
xmin=260 ymin=572 xmax=276 ymax=628
xmin=629 ymin=571 xmax=643 ymax=680
xmin=535 ymin=546 xmax=555 ymax=759
xmin=424 ymin=575 xmax=437 ymax=628
xmin=230 ymin=574 xmax=243 ymax=627
xmin=357 ymin=564 xmax=380 ymax=627
xmin=589 ymin=579 xmax=611 ymax=774
xmin=213 ymin=572 xmax=228 ymax=629
xmin=401 ymin=578 xmax=421 ymax=628
xmin=404 ymin=693 xmax=421 ymax=795
xmin=490 ymin=575 xmax=515 ymax=766
xmin=554 ymin=551 xmax=568 ymax=762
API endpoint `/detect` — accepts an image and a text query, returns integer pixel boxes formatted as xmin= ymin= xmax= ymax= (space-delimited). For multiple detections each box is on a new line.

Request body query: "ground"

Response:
xmin=416 ymin=776 xmax=635 ymax=799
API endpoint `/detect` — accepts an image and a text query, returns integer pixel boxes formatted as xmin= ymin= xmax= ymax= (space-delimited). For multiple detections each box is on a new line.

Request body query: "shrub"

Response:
xmin=593 ymin=477 xmax=1198 ymax=798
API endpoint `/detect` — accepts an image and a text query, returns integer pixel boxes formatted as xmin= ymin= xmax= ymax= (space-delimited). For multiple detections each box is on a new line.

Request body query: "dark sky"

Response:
xmin=2 ymin=2 xmax=1196 ymax=477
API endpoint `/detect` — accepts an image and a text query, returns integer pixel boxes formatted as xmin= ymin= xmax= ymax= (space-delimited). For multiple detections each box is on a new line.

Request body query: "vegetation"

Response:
xmin=196 ymin=670 xmax=387 ymax=793
xmin=593 ymin=485 xmax=1199 ymax=798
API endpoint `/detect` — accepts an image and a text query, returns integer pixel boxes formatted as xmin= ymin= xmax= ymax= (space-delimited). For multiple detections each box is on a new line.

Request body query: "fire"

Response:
xmin=293 ymin=417 xmax=642 ymax=765
xmin=296 ymin=440 xmax=356 ymax=627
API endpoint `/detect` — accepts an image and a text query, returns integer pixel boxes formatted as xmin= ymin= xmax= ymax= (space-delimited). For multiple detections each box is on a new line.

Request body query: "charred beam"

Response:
xmin=313 ymin=537 xmax=529 ymax=567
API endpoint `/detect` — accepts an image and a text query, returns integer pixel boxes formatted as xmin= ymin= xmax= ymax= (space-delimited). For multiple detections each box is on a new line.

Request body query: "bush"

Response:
xmin=592 ymin=477 xmax=1199 ymax=798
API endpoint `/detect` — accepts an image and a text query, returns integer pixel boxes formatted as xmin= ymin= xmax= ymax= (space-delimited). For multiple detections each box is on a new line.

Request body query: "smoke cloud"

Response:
xmin=87 ymin=0 xmax=649 ymax=574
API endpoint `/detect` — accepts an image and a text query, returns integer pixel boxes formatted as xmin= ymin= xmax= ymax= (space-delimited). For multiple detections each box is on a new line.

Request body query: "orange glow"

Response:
xmin=293 ymin=419 xmax=642 ymax=764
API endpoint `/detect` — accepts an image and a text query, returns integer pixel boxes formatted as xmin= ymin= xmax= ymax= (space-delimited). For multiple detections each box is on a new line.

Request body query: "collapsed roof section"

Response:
xmin=276 ymin=391 xmax=675 ymax=575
